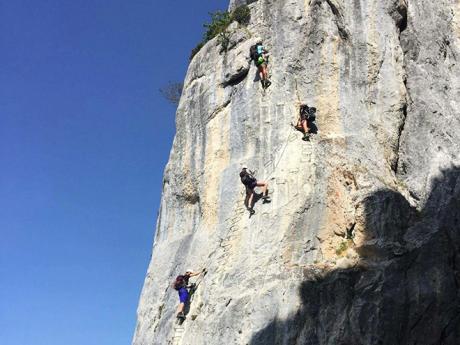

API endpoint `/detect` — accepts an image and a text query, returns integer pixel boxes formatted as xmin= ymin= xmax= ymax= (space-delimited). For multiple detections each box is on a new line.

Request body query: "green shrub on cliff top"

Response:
xmin=204 ymin=11 xmax=232 ymax=42
xmin=232 ymin=5 xmax=251 ymax=25
xmin=189 ymin=5 xmax=251 ymax=61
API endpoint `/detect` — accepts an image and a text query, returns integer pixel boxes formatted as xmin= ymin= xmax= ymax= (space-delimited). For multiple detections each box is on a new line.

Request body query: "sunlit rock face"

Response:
xmin=132 ymin=1 xmax=460 ymax=344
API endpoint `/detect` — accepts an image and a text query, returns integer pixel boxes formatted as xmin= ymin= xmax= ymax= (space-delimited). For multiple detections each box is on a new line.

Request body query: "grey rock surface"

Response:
xmin=133 ymin=1 xmax=460 ymax=344
xmin=229 ymin=0 xmax=259 ymax=11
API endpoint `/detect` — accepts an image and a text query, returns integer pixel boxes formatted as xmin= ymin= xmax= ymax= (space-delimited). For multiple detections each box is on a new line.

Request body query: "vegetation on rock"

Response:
xmin=232 ymin=5 xmax=251 ymax=25
xmin=190 ymin=5 xmax=251 ymax=60
xmin=159 ymin=82 xmax=183 ymax=106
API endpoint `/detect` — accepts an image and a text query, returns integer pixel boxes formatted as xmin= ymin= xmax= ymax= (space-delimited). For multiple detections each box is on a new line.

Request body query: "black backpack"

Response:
xmin=249 ymin=44 xmax=259 ymax=61
xmin=241 ymin=173 xmax=256 ymax=187
xmin=300 ymin=105 xmax=316 ymax=121
xmin=308 ymin=107 xmax=317 ymax=120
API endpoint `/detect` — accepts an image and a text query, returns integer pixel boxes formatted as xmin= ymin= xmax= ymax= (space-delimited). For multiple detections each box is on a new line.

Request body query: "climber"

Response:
xmin=173 ymin=269 xmax=202 ymax=320
xmin=239 ymin=167 xmax=270 ymax=215
xmin=294 ymin=104 xmax=317 ymax=141
xmin=250 ymin=42 xmax=271 ymax=88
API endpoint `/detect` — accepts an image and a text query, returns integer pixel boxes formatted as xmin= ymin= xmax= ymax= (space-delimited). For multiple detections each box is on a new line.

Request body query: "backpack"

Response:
xmin=307 ymin=107 xmax=317 ymax=121
xmin=241 ymin=173 xmax=256 ymax=187
xmin=173 ymin=275 xmax=186 ymax=290
xmin=249 ymin=45 xmax=259 ymax=61
xmin=300 ymin=105 xmax=316 ymax=121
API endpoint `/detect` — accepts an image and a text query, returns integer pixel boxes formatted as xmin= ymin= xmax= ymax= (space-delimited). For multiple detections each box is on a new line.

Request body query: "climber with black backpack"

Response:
xmin=250 ymin=42 xmax=271 ymax=89
xmin=294 ymin=104 xmax=317 ymax=141
xmin=239 ymin=167 xmax=270 ymax=215
xmin=173 ymin=268 xmax=203 ymax=320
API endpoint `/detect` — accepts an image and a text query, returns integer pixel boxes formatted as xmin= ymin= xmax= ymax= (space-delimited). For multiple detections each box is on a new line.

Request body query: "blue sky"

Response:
xmin=0 ymin=1 xmax=228 ymax=344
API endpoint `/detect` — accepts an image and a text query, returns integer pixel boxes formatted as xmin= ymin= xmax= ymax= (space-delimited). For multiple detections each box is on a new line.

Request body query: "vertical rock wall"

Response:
xmin=133 ymin=1 xmax=460 ymax=344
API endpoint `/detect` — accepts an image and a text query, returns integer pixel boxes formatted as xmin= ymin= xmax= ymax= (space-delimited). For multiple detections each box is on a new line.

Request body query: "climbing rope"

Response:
xmin=265 ymin=130 xmax=298 ymax=181
xmin=260 ymin=78 xmax=307 ymax=181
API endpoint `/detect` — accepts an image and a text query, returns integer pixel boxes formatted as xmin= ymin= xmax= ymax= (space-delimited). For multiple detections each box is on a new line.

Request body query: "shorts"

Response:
xmin=178 ymin=287 xmax=189 ymax=303
xmin=248 ymin=181 xmax=258 ymax=190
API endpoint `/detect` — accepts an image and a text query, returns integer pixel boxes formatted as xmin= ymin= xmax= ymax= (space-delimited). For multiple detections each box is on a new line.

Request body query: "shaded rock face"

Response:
xmin=133 ymin=1 xmax=460 ymax=344
xmin=251 ymin=168 xmax=460 ymax=345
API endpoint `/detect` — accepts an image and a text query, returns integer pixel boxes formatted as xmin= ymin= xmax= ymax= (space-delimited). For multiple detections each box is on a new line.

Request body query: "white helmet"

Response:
xmin=185 ymin=269 xmax=194 ymax=274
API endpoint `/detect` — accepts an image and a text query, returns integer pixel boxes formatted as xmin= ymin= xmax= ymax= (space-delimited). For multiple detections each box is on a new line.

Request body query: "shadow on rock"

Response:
xmin=253 ymin=68 xmax=261 ymax=83
xmin=250 ymin=167 xmax=460 ymax=345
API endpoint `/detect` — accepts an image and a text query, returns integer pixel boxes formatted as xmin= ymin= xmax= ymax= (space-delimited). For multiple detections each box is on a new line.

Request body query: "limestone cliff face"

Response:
xmin=132 ymin=1 xmax=460 ymax=344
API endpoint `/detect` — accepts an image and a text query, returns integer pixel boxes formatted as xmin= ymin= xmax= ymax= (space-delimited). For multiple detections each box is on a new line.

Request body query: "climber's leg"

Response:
xmin=245 ymin=188 xmax=255 ymax=214
xmin=177 ymin=302 xmax=185 ymax=315
xmin=301 ymin=119 xmax=310 ymax=141
xmin=294 ymin=118 xmax=304 ymax=132
xmin=177 ymin=287 xmax=189 ymax=318
xmin=263 ymin=65 xmax=269 ymax=80
xmin=244 ymin=188 xmax=251 ymax=209
xmin=301 ymin=119 xmax=309 ymax=133
xmin=256 ymin=181 xmax=269 ymax=199
xmin=258 ymin=65 xmax=264 ymax=80
xmin=257 ymin=65 xmax=266 ymax=87
xmin=262 ymin=64 xmax=271 ymax=87
xmin=247 ymin=190 xmax=255 ymax=212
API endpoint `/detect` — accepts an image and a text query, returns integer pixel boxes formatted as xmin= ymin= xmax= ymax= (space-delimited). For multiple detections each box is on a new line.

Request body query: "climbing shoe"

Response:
xmin=302 ymin=134 xmax=310 ymax=141
xmin=177 ymin=312 xmax=185 ymax=319
xmin=265 ymin=80 xmax=272 ymax=88
xmin=262 ymin=196 xmax=271 ymax=204
xmin=249 ymin=208 xmax=256 ymax=215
